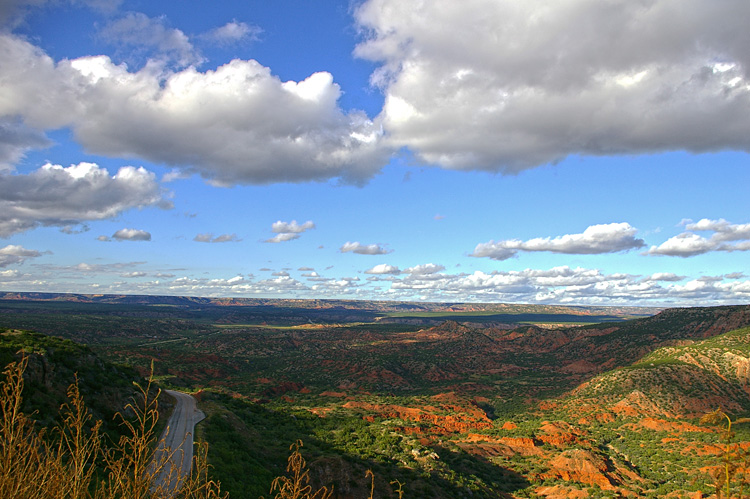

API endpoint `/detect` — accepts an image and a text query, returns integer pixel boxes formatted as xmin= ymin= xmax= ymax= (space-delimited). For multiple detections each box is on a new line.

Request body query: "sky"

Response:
xmin=0 ymin=0 xmax=749 ymax=307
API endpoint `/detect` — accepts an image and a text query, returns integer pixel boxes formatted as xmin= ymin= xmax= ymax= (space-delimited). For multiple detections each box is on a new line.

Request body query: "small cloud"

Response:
xmin=112 ymin=228 xmax=151 ymax=241
xmin=265 ymin=220 xmax=314 ymax=243
xmin=648 ymin=219 xmax=750 ymax=257
xmin=0 ymin=269 xmax=23 ymax=279
xmin=265 ymin=233 xmax=300 ymax=243
xmin=200 ymin=20 xmax=262 ymax=45
xmin=340 ymin=241 xmax=392 ymax=255
xmin=272 ymin=270 xmax=290 ymax=277
xmin=163 ymin=169 xmax=192 ymax=182
xmin=121 ymin=271 xmax=147 ymax=278
xmin=212 ymin=233 xmax=240 ymax=243
xmin=97 ymin=235 xmax=111 ymax=242
xmin=646 ymin=272 xmax=686 ymax=282
xmin=60 ymin=224 xmax=90 ymax=234
xmin=365 ymin=264 xmax=401 ymax=275
xmin=98 ymin=12 xmax=202 ymax=67
xmin=272 ymin=220 xmax=315 ymax=234
xmin=194 ymin=233 xmax=240 ymax=243
xmin=434 ymin=214 xmax=445 ymax=220
xmin=298 ymin=266 xmax=315 ymax=271
xmin=405 ymin=263 xmax=445 ymax=275
xmin=648 ymin=233 xmax=713 ymax=257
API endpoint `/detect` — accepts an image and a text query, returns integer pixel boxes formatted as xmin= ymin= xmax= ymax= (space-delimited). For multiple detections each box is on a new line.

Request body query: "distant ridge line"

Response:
xmin=0 ymin=290 xmax=661 ymax=316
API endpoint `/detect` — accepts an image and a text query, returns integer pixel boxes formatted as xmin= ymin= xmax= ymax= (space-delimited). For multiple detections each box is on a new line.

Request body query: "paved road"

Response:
xmin=152 ymin=390 xmax=205 ymax=496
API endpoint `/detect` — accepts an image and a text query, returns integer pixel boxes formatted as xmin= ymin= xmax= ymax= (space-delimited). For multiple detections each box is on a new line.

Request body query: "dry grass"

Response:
xmin=0 ymin=356 xmax=226 ymax=499
xmin=265 ymin=441 xmax=403 ymax=499
xmin=266 ymin=440 xmax=332 ymax=499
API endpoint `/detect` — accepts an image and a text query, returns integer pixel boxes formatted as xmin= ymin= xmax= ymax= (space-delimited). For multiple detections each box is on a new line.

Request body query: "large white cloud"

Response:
xmin=0 ymin=162 xmax=169 ymax=237
xmin=355 ymin=0 xmax=750 ymax=172
xmin=0 ymin=33 xmax=388 ymax=185
xmin=471 ymin=223 xmax=645 ymax=260
xmin=648 ymin=218 xmax=750 ymax=257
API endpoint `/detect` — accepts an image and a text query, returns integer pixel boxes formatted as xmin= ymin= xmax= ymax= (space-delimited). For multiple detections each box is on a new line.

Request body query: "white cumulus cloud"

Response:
xmin=648 ymin=218 xmax=750 ymax=257
xmin=355 ymin=0 xmax=750 ymax=172
xmin=265 ymin=233 xmax=299 ymax=243
xmin=0 ymin=244 xmax=42 ymax=267
xmin=112 ymin=228 xmax=151 ymax=241
xmin=404 ymin=263 xmax=445 ymax=275
xmin=264 ymin=220 xmax=315 ymax=243
xmin=0 ymin=33 xmax=388 ymax=185
xmin=272 ymin=220 xmax=315 ymax=234
xmin=364 ymin=264 xmax=401 ymax=275
xmin=471 ymin=223 xmax=645 ymax=260
xmin=340 ymin=241 xmax=392 ymax=255
xmin=0 ymin=162 xmax=169 ymax=237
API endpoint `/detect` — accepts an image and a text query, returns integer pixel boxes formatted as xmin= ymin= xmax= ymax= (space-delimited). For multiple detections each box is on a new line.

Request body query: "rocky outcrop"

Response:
xmin=343 ymin=399 xmax=493 ymax=433
xmin=542 ymin=449 xmax=617 ymax=490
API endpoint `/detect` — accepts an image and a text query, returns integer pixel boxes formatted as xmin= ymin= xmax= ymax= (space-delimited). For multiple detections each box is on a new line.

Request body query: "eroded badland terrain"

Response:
xmin=3 ymin=293 xmax=750 ymax=498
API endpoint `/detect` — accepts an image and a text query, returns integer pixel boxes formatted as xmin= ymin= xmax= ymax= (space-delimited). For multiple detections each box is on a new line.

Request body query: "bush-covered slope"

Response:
xmin=0 ymin=328 xmax=142 ymax=428
xmin=567 ymin=325 xmax=750 ymax=418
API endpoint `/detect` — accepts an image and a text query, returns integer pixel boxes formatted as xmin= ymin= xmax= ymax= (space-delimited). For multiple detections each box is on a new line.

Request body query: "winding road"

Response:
xmin=152 ymin=390 xmax=205 ymax=496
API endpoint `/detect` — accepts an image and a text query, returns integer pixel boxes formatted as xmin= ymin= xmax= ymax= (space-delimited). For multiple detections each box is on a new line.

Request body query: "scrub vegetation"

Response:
xmin=2 ymin=296 xmax=750 ymax=497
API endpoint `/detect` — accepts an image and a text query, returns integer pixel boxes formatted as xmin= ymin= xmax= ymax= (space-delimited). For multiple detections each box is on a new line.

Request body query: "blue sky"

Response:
xmin=0 ymin=0 xmax=749 ymax=306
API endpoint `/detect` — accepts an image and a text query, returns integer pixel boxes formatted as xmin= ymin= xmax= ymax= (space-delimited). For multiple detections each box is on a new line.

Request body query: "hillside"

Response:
xmin=2 ymin=301 xmax=750 ymax=498
xmin=569 ymin=325 xmax=750 ymax=418
xmin=0 ymin=328 xmax=144 ymax=429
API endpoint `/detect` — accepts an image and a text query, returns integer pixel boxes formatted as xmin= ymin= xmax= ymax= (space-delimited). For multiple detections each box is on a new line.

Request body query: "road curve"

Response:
xmin=152 ymin=390 xmax=205 ymax=496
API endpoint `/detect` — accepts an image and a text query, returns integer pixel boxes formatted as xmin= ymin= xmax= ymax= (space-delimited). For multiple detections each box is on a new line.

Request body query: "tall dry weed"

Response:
xmin=0 ymin=356 xmax=226 ymax=499
xmin=701 ymin=408 xmax=750 ymax=499
xmin=267 ymin=440 xmax=332 ymax=499
xmin=0 ymin=357 xmax=59 ymax=498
